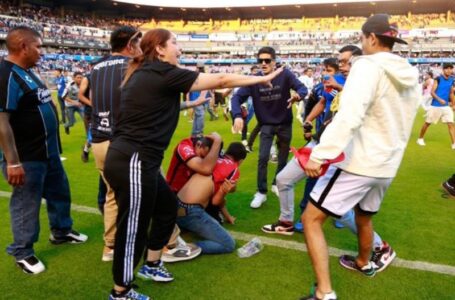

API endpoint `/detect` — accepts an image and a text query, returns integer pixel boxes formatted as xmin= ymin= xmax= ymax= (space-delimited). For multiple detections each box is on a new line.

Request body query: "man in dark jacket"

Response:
xmin=231 ymin=46 xmax=307 ymax=208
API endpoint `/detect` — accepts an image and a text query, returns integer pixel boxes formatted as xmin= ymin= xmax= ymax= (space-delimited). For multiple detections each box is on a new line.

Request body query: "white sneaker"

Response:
xmin=452 ymin=143 xmax=455 ymax=150
xmin=417 ymin=138 xmax=425 ymax=146
xmin=161 ymin=236 xmax=202 ymax=263
xmin=102 ymin=247 xmax=114 ymax=262
xmin=16 ymin=255 xmax=45 ymax=274
xmin=250 ymin=192 xmax=267 ymax=208
xmin=271 ymin=185 xmax=279 ymax=197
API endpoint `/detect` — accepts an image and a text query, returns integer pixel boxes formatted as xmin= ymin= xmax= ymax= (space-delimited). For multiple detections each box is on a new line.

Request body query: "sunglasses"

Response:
xmin=128 ymin=31 xmax=142 ymax=45
xmin=257 ymin=58 xmax=273 ymax=64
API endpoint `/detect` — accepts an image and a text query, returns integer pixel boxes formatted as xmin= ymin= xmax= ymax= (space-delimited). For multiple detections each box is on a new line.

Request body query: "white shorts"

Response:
xmin=309 ymin=166 xmax=393 ymax=218
xmin=425 ymin=106 xmax=454 ymax=124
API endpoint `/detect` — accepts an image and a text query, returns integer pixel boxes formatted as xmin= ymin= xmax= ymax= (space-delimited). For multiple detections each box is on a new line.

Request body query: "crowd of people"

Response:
xmin=0 ymin=9 xmax=454 ymax=300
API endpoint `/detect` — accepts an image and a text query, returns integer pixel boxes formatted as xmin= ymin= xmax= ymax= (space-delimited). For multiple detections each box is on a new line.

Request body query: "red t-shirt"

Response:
xmin=213 ymin=157 xmax=240 ymax=193
xmin=166 ymin=138 xmax=197 ymax=192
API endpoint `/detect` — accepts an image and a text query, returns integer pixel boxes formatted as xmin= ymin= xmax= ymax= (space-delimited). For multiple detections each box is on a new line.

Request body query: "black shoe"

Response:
xmin=81 ymin=150 xmax=89 ymax=163
xmin=50 ymin=230 xmax=88 ymax=244
xmin=442 ymin=181 xmax=455 ymax=198
xmin=16 ymin=255 xmax=45 ymax=274
xmin=64 ymin=127 xmax=70 ymax=135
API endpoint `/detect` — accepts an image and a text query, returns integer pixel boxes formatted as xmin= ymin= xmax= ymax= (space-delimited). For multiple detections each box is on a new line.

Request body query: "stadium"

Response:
xmin=0 ymin=0 xmax=454 ymax=299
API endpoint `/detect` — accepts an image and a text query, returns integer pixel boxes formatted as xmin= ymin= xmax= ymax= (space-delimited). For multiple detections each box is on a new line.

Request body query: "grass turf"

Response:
xmin=0 ymin=95 xmax=454 ymax=299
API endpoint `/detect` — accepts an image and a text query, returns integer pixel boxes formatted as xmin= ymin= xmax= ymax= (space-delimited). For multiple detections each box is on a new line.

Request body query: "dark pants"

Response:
xmin=57 ymin=95 xmax=66 ymax=123
xmin=247 ymin=123 xmax=261 ymax=148
xmin=300 ymin=177 xmax=318 ymax=214
xmin=104 ymin=148 xmax=177 ymax=287
xmin=257 ymin=124 xmax=292 ymax=193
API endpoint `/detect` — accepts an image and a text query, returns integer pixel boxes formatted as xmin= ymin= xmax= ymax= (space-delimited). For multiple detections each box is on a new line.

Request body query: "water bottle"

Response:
xmin=237 ymin=237 xmax=264 ymax=258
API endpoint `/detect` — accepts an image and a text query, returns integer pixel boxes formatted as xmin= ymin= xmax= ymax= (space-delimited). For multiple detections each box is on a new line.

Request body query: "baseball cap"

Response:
xmin=361 ymin=14 xmax=407 ymax=45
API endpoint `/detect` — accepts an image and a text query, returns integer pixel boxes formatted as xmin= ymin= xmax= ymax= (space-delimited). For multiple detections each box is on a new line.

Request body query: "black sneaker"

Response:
xmin=108 ymin=288 xmax=150 ymax=300
xmin=64 ymin=126 xmax=70 ymax=135
xmin=442 ymin=181 xmax=455 ymax=198
xmin=16 ymin=255 xmax=45 ymax=274
xmin=50 ymin=230 xmax=88 ymax=245
xmin=339 ymin=255 xmax=376 ymax=277
xmin=81 ymin=150 xmax=89 ymax=163
xmin=300 ymin=284 xmax=337 ymax=300
xmin=371 ymin=241 xmax=396 ymax=272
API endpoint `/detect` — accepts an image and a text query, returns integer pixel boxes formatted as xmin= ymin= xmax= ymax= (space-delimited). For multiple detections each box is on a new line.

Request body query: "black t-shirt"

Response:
xmin=110 ymin=61 xmax=198 ymax=163
xmin=90 ymin=55 xmax=128 ymax=143
xmin=0 ymin=60 xmax=61 ymax=161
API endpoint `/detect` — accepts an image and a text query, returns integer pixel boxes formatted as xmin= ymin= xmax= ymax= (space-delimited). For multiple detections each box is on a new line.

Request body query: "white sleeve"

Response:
xmin=310 ymin=58 xmax=381 ymax=163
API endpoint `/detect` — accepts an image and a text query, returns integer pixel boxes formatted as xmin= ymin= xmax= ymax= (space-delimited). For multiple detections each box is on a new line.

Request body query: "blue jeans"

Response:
xmin=2 ymin=156 xmax=73 ymax=260
xmin=258 ymin=124 xmax=292 ymax=193
xmin=177 ymin=205 xmax=235 ymax=254
xmin=64 ymin=106 xmax=84 ymax=129
xmin=192 ymin=105 xmax=205 ymax=136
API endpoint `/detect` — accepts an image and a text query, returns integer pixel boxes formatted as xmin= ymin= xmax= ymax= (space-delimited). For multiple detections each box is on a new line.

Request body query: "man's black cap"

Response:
xmin=362 ymin=14 xmax=407 ymax=45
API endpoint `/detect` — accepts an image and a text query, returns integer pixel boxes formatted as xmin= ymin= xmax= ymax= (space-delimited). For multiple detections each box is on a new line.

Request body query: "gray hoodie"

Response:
xmin=310 ymin=52 xmax=421 ymax=178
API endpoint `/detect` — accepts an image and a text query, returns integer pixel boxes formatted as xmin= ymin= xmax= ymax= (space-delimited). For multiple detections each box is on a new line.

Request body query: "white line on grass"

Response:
xmin=1 ymin=190 xmax=455 ymax=277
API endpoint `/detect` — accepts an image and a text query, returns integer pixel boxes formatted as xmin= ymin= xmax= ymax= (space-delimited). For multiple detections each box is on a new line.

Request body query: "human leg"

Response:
xmin=301 ymin=203 xmax=333 ymax=298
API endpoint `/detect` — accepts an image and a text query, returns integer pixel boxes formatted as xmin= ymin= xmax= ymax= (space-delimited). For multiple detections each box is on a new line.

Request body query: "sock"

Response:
xmin=146 ymin=260 xmax=161 ymax=267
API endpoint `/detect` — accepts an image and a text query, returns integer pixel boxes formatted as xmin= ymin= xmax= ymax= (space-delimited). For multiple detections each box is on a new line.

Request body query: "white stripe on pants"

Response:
xmin=124 ymin=153 xmax=142 ymax=284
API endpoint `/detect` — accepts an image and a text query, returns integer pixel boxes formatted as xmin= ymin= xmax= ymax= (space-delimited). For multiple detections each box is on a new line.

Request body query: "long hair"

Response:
xmin=122 ymin=28 xmax=172 ymax=86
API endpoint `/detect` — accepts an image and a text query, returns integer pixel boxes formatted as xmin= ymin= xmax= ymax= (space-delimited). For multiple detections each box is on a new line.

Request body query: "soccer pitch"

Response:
xmin=0 ymin=95 xmax=454 ymax=299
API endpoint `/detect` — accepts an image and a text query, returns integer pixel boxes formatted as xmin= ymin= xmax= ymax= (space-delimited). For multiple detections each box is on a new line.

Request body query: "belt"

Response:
xmin=177 ymin=200 xmax=203 ymax=209
xmin=177 ymin=200 xmax=203 ymax=217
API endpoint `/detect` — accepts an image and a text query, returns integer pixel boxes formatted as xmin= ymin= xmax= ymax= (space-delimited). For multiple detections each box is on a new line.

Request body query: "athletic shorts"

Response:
xmin=309 ymin=166 xmax=393 ymax=218
xmin=425 ymin=106 xmax=454 ymax=124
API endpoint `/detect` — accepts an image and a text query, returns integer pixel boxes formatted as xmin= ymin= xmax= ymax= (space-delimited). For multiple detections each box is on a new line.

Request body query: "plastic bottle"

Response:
xmin=237 ymin=237 xmax=264 ymax=258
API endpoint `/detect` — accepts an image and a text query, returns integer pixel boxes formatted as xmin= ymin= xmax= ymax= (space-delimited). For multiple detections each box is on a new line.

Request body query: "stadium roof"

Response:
xmin=114 ymin=0 xmax=392 ymax=9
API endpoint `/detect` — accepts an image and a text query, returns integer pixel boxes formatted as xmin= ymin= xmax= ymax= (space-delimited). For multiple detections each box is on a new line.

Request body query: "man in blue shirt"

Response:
xmin=0 ymin=26 xmax=87 ymax=275
xmin=55 ymin=67 xmax=67 ymax=124
xmin=231 ymin=46 xmax=307 ymax=208
xmin=417 ymin=63 xmax=455 ymax=149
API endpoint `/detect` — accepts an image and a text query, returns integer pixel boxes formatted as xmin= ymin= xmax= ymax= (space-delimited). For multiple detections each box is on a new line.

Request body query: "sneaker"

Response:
xmin=371 ymin=241 xmax=396 ymax=272
xmin=300 ymin=284 xmax=337 ymax=300
xmin=250 ymin=192 xmax=267 ymax=208
xmin=108 ymin=288 xmax=150 ymax=300
xmin=161 ymin=237 xmax=202 ymax=263
xmin=16 ymin=255 xmax=45 ymax=275
xmin=271 ymin=184 xmax=279 ymax=197
xmin=137 ymin=260 xmax=174 ymax=282
xmin=333 ymin=219 xmax=345 ymax=229
xmin=442 ymin=181 xmax=455 ymax=198
xmin=339 ymin=255 xmax=376 ymax=277
xmin=81 ymin=150 xmax=89 ymax=163
xmin=262 ymin=220 xmax=294 ymax=236
xmin=294 ymin=221 xmax=304 ymax=233
xmin=416 ymin=138 xmax=425 ymax=146
xmin=64 ymin=126 xmax=70 ymax=135
xmin=452 ymin=143 xmax=455 ymax=150
xmin=269 ymin=154 xmax=278 ymax=163
xmin=102 ymin=247 xmax=114 ymax=262
xmin=245 ymin=145 xmax=253 ymax=153
xmin=49 ymin=230 xmax=88 ymax=245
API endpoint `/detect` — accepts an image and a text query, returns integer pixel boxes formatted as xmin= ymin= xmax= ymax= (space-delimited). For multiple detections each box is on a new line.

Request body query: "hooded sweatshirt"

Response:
xmin=310 ymin=52 xmax=421 ymax=178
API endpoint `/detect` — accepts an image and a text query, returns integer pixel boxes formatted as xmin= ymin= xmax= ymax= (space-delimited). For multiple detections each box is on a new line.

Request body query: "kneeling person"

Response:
xmin=177 ymin=142 xmax=246 ymax=254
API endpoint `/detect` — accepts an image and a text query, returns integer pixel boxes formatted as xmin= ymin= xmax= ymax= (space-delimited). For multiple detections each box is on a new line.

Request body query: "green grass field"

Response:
xmin=0 ymin=95 xmax=454 ymax=300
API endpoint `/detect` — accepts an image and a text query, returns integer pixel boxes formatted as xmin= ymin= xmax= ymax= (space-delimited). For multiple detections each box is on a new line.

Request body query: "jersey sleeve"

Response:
xmin=176 ymin=140 xmax=197 ymax=162
xmin=166 ymin=67 xmax=199 ymax=94
xmin=0 ymin=70 xmax=22 ymax=112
